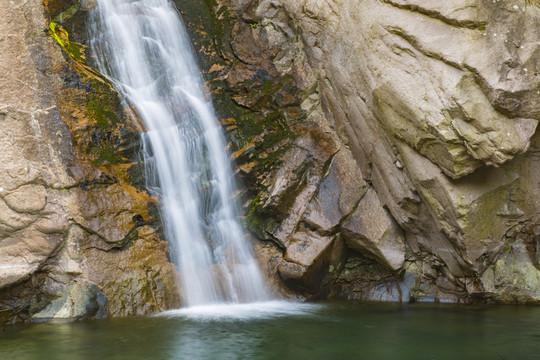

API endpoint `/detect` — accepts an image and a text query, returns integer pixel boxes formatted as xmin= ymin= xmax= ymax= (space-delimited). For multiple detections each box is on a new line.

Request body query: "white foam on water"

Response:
xmin=157 ymin=301 xmax=323 ymax=321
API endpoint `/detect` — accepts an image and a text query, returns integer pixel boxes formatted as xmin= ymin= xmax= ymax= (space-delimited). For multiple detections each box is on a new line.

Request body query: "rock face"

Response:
xmin=177 ymin=0 xmax=540 ymax=303
xmin=0 ymin=0 xmax=179 ymax=324
xmin=342 ymin=188 xmax=405 ymax=271
xmin=2 ymin=0 xmax=539 ymax=324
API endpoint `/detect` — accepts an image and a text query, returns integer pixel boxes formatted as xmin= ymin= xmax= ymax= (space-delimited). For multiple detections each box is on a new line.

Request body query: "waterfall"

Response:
xmin=89 ymin=0 xmax=268 ymax=307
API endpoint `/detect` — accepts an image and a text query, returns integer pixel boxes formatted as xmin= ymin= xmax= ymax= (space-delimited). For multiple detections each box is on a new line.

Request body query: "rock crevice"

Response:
xmin=182 ymin=0 xmax=540 ymax=304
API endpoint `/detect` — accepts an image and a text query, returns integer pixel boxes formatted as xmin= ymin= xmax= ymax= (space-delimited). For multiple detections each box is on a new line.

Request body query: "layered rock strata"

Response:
xmin=178 ymin=0 xmax=540 ymax=303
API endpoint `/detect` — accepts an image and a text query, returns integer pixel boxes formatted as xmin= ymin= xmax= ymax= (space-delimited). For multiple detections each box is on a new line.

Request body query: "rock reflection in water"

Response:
xmin=1 ymin=302 xmax=539 ymax=360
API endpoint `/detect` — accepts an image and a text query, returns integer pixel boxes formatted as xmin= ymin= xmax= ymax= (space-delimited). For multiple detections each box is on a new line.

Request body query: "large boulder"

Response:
xmin=247 ymin=0 xmax=540 ymax=302
xmin=342 ymin=188 xmax=405 ymax=271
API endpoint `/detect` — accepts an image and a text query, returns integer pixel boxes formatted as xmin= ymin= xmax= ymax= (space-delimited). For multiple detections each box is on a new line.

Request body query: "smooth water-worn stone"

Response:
xmin=32 ymin=280 xmax=107 ymax=320
xmin=4 ymin=185 xmax=47 ymax=213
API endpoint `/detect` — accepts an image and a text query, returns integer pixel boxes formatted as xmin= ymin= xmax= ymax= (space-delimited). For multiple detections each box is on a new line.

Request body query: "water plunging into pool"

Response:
xmin=89 ymin=0 xmax=268 ymax=308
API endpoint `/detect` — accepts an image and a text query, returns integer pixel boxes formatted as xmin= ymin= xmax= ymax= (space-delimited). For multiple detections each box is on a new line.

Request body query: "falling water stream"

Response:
xmin=89 ymin=0 xmax=268 ymax=307
xmin=3 ymin=4 xmax=540 ymax=360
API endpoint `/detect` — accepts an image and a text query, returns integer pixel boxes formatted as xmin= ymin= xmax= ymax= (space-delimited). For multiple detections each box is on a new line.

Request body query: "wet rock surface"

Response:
xmin=0 ymin=0 xmax=179 ymax=324
xmin=177 ymin=0 xmax=540 ymax=304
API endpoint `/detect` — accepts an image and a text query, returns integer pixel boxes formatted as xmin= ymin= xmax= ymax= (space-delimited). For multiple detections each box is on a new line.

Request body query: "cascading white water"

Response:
xmin=89 ymin=0 xmax=268 ymax=307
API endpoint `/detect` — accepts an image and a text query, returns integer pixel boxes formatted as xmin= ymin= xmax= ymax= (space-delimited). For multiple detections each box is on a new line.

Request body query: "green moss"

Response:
xmin=172 ymin=0 xmax=232 ymax=71
xmin=466 ymin=185 xmax=511 ymax=240
xmin=477 ymin=24 xmax=486 ymax=31
xmin=219 ymin=78 xmax=303 ymax=231
xmin=49 ymin=22 xmax=86 ymax=63
xmin=245 ymin=194 xmax=263 ymax=234
xmin=223 ymin=96 xmax=298 ymax=176
xmin=83 ymin=90 xmax=126 ymax=166
xmin=53 ymin=4 xmax=80 ymax=23
xmin=93 ymin=144 xmax=122 ymax=165
xmin=86 ymin=96 xmax=119 ymax=128
xmin=173 ymin=0 xmax=312 ymax=237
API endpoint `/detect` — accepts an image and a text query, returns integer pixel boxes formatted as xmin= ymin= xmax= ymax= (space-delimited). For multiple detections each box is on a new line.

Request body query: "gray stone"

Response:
xmin=238 ymin=0 xmax=540 ymax=301
xmin=342 ymin=188 xmax=406 ymax=271
xmin=302 ymin=151 xmax=368 ymax=233
xmin=278 ymin=230 xmax=334 ymax=289
xmin=32 ymin=280 xmax=108 ymax=320
xmin=479 ymin=240 xmax=540 ymax=303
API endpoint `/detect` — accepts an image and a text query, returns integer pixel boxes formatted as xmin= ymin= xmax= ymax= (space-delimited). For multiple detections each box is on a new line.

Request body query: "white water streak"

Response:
xmin=157 ymin=301 xmax=323 ymax=321
xmin=89 ymin=0 xmax=268 ymax=306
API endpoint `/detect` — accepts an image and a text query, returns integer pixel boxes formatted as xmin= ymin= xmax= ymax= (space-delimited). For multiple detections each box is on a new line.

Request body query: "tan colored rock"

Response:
xmin=0 ymin=197 xmax=36 ymax=232
xmin=220 ymin=0 xmax=540 ymax=302
xmin=264 ymin=0 xmax=539 ymax=178
xmin=278 ymin=230 xmax=334 ymax=289
xmin=3 ymin=185 xmax=47 ymax=213
xmin=0 ymin=0 xmax=73 ymax=292
xmin=0 ymin=0 xmax=179 ymax=322
xmin=342 ymin=188 xmax=405 ymax=271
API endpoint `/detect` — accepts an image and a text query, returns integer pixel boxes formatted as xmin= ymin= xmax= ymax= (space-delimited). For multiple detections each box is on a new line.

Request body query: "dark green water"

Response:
xmin=1 ymin=301 xmax=539 ymax=360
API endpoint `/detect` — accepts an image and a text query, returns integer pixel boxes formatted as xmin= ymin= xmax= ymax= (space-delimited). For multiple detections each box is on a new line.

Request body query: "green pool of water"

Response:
xmin=1 ymin=301 xmax=539 ymax=360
